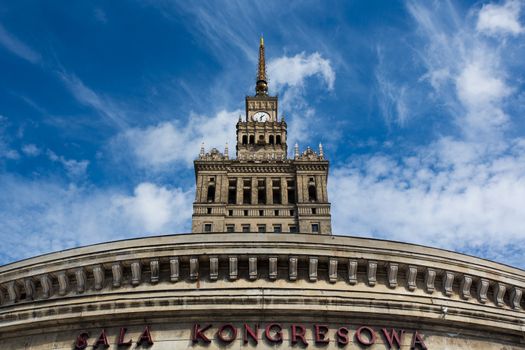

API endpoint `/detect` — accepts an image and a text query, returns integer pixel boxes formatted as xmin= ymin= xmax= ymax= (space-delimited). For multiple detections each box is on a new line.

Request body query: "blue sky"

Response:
xmin=1 ymin=1 xmax=525 ymax=267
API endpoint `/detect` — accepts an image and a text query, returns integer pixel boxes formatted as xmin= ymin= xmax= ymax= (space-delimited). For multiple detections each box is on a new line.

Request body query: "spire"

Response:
xmin=294 ymin=143 xmax=299 ymax=159
xmin=255 ymin=36 xmax=268 ymax=96
xmin=224 ymin=142 xmax=229 ymax=159
xmin=319 ymin=143 xmax=324 ymax=158
xmin=199 ymin=142 xmax=205 ymax=158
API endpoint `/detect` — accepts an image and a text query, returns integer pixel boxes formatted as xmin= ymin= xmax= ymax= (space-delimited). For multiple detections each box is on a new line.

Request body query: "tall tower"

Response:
xmin=192 ymin=38 xmax=331 ymax=234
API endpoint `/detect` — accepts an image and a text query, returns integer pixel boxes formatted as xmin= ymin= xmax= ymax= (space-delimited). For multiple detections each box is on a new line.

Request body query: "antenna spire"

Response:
xmin=255 ymin=36 xmax=268 ymax=95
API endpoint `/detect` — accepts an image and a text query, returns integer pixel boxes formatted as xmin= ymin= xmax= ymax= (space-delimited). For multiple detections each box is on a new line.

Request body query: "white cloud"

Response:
xmin=117 ymin=110 xmax=237 ymax=169
xmin=22 ymin=144 xmax=41 ymax=157
xmin=331 ymin=137 xmax=525 ymax=266
xmin=0 ymin=176 xmax=192 ymax=264
xmin=0 ymin=23 xmax=41 ymax=64
xmin=113 ymin=182 xmax=190 ymax=232
xmin=268 ymin=52 xmax=335 ymax=91
xmin=477 ymin=0 xmax=524 ymax=36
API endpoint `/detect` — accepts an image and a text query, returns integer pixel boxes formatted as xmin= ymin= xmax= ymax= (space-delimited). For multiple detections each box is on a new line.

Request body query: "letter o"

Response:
xmin=356 ymin=326 xmax=376 ymax=346
xmin=217 ymin=323 xmax=237 ymax=343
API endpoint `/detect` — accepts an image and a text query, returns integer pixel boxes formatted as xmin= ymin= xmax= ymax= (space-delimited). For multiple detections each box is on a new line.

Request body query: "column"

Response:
xmin=251 ymin=177 xmax=258 ymax=205
xmin=281 ymin=177 xmax=288 ymax=204
xmin=195 ymin=175 xmax=203 ymax=202
xmin=236 ymin=177 xmax=243 ymax=205
xmin=266 ymin=177 xmax=273 ymax=205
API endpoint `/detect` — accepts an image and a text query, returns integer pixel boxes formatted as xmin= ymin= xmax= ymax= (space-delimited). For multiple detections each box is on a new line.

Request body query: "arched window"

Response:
xmin=242 ymin=135 xmax=247 ymax=145
xmin=269 ymin=135 xmax=274 ymax=144
xmin=308 ymin=185 xmax=317 ymax=202
xmin=249 ymin=135 xmax=255 ymax=144
xmin=207 ymin=185 xmax=216 ymax=202
xmin=276 ymin=135 xmax=281 ymax=144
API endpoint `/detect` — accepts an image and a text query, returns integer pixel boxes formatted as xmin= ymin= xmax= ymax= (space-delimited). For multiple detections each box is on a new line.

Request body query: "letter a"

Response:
xmin=411 ymin=331 xmax=428 ymax=350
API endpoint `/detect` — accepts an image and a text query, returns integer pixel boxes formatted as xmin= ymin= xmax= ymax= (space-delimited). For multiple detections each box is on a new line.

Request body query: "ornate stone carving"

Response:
xmin=57 ymin=271 xmax=69 ymax=296
xmin=289 ymin=257 xmax=298 ymax=281
xmin=209 ymin=256 xmax=219 ymax=281
xmin=460 ymin=275 xmax=472 ymax=300
xmin=249 ymin=257 xmax=257 ymax=280
xmin=190 ymin=257 xmax=199 ymax=281
xmin=329 ymin=258 xmax=338 ymax=283
xmin=367 ymin=261 xmax=377 ymax=286
xmin=199 ymin=148 xmax=228 ymax=161
xmin=348 ymin=259 xmax=358 ymax=285
xmin=170 ymin=257 xmax=179 ymax=282
xmin=478 ymin=278 xmax=489 ymax=303
xmin=229 ymin=256 xmax=238 ymax=280
xmin=23 ymin=279 xmax=35 ymax=300
xmin=387 ymin=263 xmax=398 ymax=288
xmin=75 ymin=268 xmax=87 ymax=293
xmin=406 ymin=265 xmax=418 ymax=291
xmin=6 ymin=281 xmax=19 ymax=303
xmin=309 ymin=257 xmax=318 ymax=282
xmin=509 ymin=287 xmax=522 ymax=310
xmin=443 ymin=271 xmax=454 ymax=297
xmin=425 ymin=268 xmax=436 ymax=293
xmin=92 ymin=265 xmax=105 ymax=290
xmin=39 ymin=274 xmax=52 ymax=299
xmin=150 ymin=260 xmax=159 ymax=284
xmin=494 ymin=282 xmax=506 ymax=307
xmin=130 ymin=261 xmax=141 ymax=286
xmin=111 ymin=263 xmax=123 ymax=288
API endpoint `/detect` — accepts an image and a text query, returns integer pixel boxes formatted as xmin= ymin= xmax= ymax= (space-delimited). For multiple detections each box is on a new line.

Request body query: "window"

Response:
xmin=242 ymin=224 xmax=250 ymax=233
xmin=242 ymin=135 xmax=247 ymax=145
xmin=287 ymin=179 xmax=296 ymax=204
xmin=243 ymin=179 xmax=252 ymax=204
xmin=272 ymin=179 xmax=281 ymax=204
xmin=308 ymin=185 xmax=317 ymax=202
xmin=269 ymin=135 xmax=274 ymax=144
xmin=276 ymin=135 xmax=281 ymax=144
xmin=258 ymin=225 xmax=266 ymax=233
xmin=207 ymin=185 xmax=216 ymax=202
xmin=228 ymin=179 xmax=237 ymax=204
xmin=244 ymin=210 xmax=248 ymax=216
xmin=258 ymin=135 xmax=264 ymax=143
xmin=259 ymin=210 xmax=264 ymax=216
xmin=204 ymin=224 xmax=212 ymax=232
xmin=249 ymin=135 xmax=255 ymax=144
xmin=273 ymin=225 xmax=282 ymax=233
xmin=257 ymin=179 xmax=266 ymax=204
xmin=207 ymin=207 xmax=212 ymax=214
xmin=228 ymin=210 xmax=233 ymax=216
xmin=290 ymin=210 xmax=295 ymax=217
xmin=312 ymin=208 xmax=316 ymax=214
xmin=274 ymin=210 xmax=279 ymax=216
xmin=226 ymin=224 xmax=235 ymax=233
xmin=289 ymin=225 xmax=297 ymax=233
xmin=311 ymin=224 xmax=319 ymax=233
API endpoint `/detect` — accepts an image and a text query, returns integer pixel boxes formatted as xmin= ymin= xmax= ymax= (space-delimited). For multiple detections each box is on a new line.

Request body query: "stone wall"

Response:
xmin=0 ymin=233 xmax=524 ymax=348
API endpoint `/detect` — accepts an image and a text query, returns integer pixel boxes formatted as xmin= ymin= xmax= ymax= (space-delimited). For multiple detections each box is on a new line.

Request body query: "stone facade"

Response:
xmin=192 ymin=39 xmax=331 ymax=234
xmin=0 ymin=233 xmax=524 ymax=349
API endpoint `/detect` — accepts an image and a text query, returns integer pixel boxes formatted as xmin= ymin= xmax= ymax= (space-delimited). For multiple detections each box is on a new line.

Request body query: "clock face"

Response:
xmin=252 ymin=111 xmax=270 ymax=122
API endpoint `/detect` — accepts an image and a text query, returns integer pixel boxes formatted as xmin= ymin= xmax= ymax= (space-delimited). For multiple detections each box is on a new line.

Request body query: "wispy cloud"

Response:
xmin=331 ymin=0 xmax=525 ymax=267
xmin=57 ymin=70 xmax=129 ymax=129
xmin=0 ymin=22 xmax=41 ymax=64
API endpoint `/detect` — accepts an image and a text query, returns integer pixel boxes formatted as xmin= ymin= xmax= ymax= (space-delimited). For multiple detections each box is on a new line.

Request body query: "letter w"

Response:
xmin=381 ymin=328 xmax=405 ymax=349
